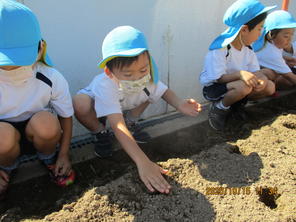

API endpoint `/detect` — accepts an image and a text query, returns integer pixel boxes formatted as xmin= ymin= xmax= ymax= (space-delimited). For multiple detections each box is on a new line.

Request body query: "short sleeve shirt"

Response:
xmin=200 ymin=45 xmax=260 ymax=86
xmin=256 ymin=42 xmax=292 ymax=74
xmin=0 ymin=62 xmax=74 ymax=122
xmin=77 ymin=73 xmax=168 ymax=118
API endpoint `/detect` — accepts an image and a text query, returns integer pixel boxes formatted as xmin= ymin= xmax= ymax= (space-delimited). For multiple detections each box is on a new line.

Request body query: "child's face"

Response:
xmin=241 ymin=20 xmax=265 ymax=46
xmin=109 ymin=53 xmax=151 ymax=81
xmin=272 ymin=28 xmax=294 ymax=49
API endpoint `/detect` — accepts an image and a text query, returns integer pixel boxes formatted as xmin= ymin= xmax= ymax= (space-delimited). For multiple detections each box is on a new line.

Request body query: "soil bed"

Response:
xmin=1 ymin=93 xmax=296 ymax=222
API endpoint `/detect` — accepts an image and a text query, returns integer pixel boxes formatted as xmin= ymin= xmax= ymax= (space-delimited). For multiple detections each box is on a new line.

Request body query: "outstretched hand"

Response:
xmin=177 ymin=99 xmax=202 ymax=116
xmin=137 ymin=160 xmax=171 ymax=194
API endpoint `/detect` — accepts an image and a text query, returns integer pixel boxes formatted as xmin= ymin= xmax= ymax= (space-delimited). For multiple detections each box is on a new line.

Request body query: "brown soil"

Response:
xmin=1 ymin=94 xmax=296 ymax=222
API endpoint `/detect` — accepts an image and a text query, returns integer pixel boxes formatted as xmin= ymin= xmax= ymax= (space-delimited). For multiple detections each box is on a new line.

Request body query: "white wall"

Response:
xmin=22 ymin=0 xmax=296 ymax=136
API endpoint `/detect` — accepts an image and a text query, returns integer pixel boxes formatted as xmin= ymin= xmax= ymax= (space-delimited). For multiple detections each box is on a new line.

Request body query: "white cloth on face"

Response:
xmin=0 ymin=62 xmax=74 ymax=122
xmin=256 ymin=42 xmax=292 ymax=74
xmin=200 ymin=45 xmax=260 ymax=86
xmin=77 ymin=73 xmax=168 ymax=118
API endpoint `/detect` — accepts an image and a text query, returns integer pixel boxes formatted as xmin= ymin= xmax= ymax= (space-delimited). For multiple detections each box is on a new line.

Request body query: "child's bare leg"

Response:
xmin=223 ymin=80 xmax=252 ymax=106
xmin=259 ymin=68 xmax=278 ymax=81
xmin=0 ymin=122 xmax=20 ymax=194
xmin=26 ymin=111 xmax=61 ymax=155
xmin=275 ymin=76 xmax=294 ymax=90
xmin=128 ymin=101 xmax=150 ymax=119
xmin=0 ymin=122 xmax=20 ymax=166
xmin=249 ymin=72 xmax=275 ymax=99
xmin=73 ymin=94 xmax=103 ymax=132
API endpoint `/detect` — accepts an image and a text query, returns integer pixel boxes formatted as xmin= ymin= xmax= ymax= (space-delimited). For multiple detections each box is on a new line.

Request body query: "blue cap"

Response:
xmin=98 ymin=26 xmax=159 ymax=83
xmin=253 ymin=10 xmax=296 ymax=51
xmin=0 ymin=0 xmax=52 ymax=66
xmin=209 ymin=0 xmax=276 ymax=50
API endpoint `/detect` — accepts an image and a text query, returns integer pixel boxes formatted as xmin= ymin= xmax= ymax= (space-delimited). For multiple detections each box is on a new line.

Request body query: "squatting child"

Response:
xmin=73 ymin=26 xmax=202 ymax=193
xmin=200 ymin=0 xmax=276 ymax=130
xmin=0 ymin=0 xmax=75 ymax=198
xmin=254 ymin=10 xmax=296 ymax=89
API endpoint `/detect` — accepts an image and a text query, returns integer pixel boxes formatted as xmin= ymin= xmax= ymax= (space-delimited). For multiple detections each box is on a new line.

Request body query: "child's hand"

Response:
xmin=55 ymin=152 xmax=72 ymax=177
xmin=0 ymin=170 xmax=9 ymax=193
xmin=137 ymin=160 xmax=171 ymax=194
xmin=177 ymin=99 xmax=202 ymax=116
xmin=284 ymin=56 xmax=296 ymax=67
xmin=253 ymin=79 xmax=265 ymax=92
xmin=239 ymin=71 xmax=258 ymax=88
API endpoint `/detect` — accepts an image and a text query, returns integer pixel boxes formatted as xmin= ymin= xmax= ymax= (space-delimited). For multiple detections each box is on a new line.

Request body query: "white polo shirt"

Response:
xmin=0 ymin=62 xmax=74 ymax=122
xmin=256 ymin=42 xmax=292 ymax=74
xmin=200 ymin=45 xmax=260 ymax=86
xmin=78 ymin=73 xmax=168 ymax=118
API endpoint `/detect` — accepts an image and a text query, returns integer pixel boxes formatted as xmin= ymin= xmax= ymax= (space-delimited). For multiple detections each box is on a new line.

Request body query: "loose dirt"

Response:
xmin=0 ymin=94 xmax=296 ymax=222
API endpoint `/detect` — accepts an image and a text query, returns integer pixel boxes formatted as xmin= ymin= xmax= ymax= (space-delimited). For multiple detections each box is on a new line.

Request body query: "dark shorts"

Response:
xmin=203 ymin=83 xmax=228 ymax=101
xmin=0 ymin=119 xmax=36 ymax=155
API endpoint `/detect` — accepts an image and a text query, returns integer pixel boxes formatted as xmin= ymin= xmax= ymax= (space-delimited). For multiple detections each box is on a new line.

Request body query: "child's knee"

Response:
xmin=264 ymin=81 xmax=276 ymax=96
xmin=0 ymin=123 xmax=19 ymax=155
xmin=28 ymin=112 xmax=61 ymax=140
xmin=73 ymin=94 xmax=93 ymax=116
xmin=236 ymin=82 xmax=253 ymax=97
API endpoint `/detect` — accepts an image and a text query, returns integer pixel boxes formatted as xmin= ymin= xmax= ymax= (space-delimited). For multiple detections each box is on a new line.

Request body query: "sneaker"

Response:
xmin=208 ymin=103 xmax=230 ymax=130
xmin=46 ymin=164 xmax=75 ymax=187
xmin=127 ymin=122 xmax=151 ymax=144
xmin=93 ymin=130 xmax=113 ymax=158
xmin=231 ymin=105 xmax=247 ymax=121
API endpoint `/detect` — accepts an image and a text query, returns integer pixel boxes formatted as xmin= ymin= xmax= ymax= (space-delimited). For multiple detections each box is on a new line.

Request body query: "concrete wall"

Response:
xmin=20 ymin=0 xmax=296 ymax=136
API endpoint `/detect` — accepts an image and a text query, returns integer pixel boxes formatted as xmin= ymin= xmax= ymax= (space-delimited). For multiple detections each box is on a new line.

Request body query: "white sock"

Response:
xmin=215 ymin=100 xmax=230 ymax=110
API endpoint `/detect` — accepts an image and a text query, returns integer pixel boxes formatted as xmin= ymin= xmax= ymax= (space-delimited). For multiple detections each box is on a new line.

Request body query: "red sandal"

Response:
xmin=46 ymin=164 xmax=75 ymax=187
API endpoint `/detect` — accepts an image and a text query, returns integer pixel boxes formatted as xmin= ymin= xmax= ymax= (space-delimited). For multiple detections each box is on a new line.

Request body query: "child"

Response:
xmin=0 ymin=0 xmax=75 ymax=198
xmin=283 ymin=41 xmax=296 ymax=73
xmin=73 ymin=26 xmax=202 ymax=193
xmin=254 ymin=10 xmax=296 ymax=89
xmin=200 ymin=0 xmax=276 ymax=131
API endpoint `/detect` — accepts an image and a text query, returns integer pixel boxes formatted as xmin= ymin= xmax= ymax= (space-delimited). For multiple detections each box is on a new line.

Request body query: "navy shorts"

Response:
xmin=203 ymin=83 xmax=228 ymax=101
xmin=0 ymin=119 xmax=36 ymax=155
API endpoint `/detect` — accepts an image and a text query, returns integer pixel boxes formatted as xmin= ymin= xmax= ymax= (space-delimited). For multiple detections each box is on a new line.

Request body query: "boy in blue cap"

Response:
xmin=0 ymin=0 xmax=75 ymax=197
xmin=73 ymin=26 xmax=202 ymax=193
xmin=254 ymin=10 xmax=296 ymax=89
xmin=200 ymin=0 xmax=276 ymax=131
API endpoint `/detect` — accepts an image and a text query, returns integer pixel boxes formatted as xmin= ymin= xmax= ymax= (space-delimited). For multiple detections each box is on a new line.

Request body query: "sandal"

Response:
xmin=46 ymin=164 xmax=75 ymax=187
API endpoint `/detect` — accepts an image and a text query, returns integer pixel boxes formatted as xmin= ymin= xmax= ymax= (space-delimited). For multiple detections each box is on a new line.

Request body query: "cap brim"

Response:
xmin=209 ymin=26 xmax=242 ymax=50
xmin=0 ymin=44 xmax=38 ymax=66
xmin=210 ymin=5 xmax=276 ymax=50
xmin=275 ymin=22 xmax=296 ymax=30
xmin=98 ymin=48 xmax=147 ymax=68
xmin=258 ymin=5 xmax=277 ymax=17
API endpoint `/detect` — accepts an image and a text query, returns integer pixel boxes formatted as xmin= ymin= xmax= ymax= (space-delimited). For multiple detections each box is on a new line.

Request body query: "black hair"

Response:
xmin=245 ymin=12 xmax=267 ymax=31
xmin=106 ymin=51 xmax=149 ymax=72
xmin=265 ymin=29 xmax=282 ymax=42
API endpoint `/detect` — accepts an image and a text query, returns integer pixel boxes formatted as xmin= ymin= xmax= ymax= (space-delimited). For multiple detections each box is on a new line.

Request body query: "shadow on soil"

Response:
xmin=1 ymin=92 xmax=296 ymax=221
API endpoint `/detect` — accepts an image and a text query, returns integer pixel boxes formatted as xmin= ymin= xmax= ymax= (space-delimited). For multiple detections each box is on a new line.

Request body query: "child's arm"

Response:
xmin=283 ymin=56 xmax=296 ymax=67
xmin=218 ymin=70 xmax=260 ymax=88
xmin=108 ymin=113 xmax=171 ymax=193
xmin=55 ymin=116 xmax=73 ymax=176
xmin=282 ymin=72 xmax=296 ymax=85
xmin=161 ymin=89 xmax=201 ymax=116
